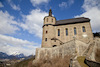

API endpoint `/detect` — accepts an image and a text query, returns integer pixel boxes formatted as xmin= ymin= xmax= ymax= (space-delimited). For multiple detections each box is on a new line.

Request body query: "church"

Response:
xmin=41 ymin=9 xmax=93 ymax=48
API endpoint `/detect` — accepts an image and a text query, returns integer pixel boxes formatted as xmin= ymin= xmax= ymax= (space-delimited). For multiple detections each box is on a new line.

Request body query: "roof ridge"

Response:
xmin=57 ymin=17 xmax=89 ymax=21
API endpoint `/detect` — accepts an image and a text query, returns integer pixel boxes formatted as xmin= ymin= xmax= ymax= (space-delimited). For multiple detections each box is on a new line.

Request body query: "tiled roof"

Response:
xmin=55 ymin=17 xmax=90 ymax=26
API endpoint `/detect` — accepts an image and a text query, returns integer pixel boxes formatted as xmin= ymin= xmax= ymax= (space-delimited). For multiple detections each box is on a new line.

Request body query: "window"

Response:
xmin=58 ymin=29 xmax=60 ymax=36
xmin=52 ymin=45 xmax=57 ymax=47
xmin=52 ymin=18 xmax=53 ymax=22
xmin=82 ymin=26 xmax=86 ymax=32
xmin=45 ymin=38 xmax=47 ymax=41
xmin=66 ymin=28 xmax=68 ymax=36
xmin=47 ymin=18 xmax=48 ymax=22
xmin=74 ymin=27 xmax=77 ymax=35
xmin=46 ymin=31 xmax=48 ymax=34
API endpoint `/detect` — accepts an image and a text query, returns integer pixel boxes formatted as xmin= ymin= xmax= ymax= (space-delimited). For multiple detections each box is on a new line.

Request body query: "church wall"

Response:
xmin=54 ymin=22 xmax=93 ymax=44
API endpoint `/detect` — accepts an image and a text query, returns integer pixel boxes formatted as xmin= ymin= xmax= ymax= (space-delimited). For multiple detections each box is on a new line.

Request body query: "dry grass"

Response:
xmin=31 ymin=55 xmax=70 ymax=67
xmin=77 ymin=56 xmax=88 ymax=67
xmin=95 ymin=48 xmax=100 ymax=63
xmin=14 ymin=57 xmax=35 ymax=67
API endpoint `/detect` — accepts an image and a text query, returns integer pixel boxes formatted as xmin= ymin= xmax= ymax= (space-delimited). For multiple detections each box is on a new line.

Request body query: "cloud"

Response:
xmin=68 ymin=0 xmax=74 ymax=6
xmin=8 ymin=0 xmax=20 ymax=11
xmin=75 ymin=0 xmax=100 ymax=32
xmin=20 ymin=9 xmax=48 ymax=38
xmin=82 ymin=0 xmax=100 ymax=11
xmin=10 ymin=4 xmax=20 ymax=11
xmin=0 ymin=34 xmax=40 ymax=56
xmin=59 ymin=2 xmax=67 ymax=8
xmin=0 ymin=2 xmax=4 ymax=8
xmin=59 ymin=0 xmax=74 ymax=8
xmin=0 ymin=10 xmax=19 ymax=34
xmin=0 ymin=10 xmax=41 ymax=56
xmin=30 ymin=0 xmax=50 ymax=6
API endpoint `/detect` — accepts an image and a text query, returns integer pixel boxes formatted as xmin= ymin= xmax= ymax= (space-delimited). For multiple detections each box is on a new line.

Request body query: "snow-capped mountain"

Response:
xmin=0 ymin=52 xmax=27 ymax=59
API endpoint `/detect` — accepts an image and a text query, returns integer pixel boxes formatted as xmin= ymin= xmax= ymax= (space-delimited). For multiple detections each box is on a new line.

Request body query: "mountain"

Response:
xmin=0 ymin=52 xmax=28 ymax=59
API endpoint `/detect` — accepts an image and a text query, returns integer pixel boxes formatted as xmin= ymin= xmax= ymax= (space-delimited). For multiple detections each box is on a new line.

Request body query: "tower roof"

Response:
xmin=49 ymin=9 xmax=52 ymax=16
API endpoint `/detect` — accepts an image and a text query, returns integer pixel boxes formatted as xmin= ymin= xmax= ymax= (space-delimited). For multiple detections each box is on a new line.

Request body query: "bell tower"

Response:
xmin=41 ymin=9 xmax=56 ymax=48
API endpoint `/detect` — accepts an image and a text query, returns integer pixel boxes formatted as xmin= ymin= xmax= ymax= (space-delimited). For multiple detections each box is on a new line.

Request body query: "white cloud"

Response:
xmin=8 ymin=0 xmax=20 ymax=11
xmin=0 ymin=10 xmax=19 ymax=34
xmin=10 ymin=4 xmax=20 ymax=11
xmin=59 ymin=0 xmax=74 ymax=8
xmin=82 ymin=0 xmax=100 ymax=11
xmin=30 ymin=0 xmax=50 ymax=6
xmin=59 ymin=2 xmax=67 ymax=8
xmin=20 ymin=9 xmax=48 ymax=38
xmin=75 ymin=0 xmax=100 ymax=32
xmin=69 ymin=0 xmax=74 ymax=6
xmin=0 ymin=2 xmax=4 ymax=8
xmin=0 ymin=34 xmax=40 ymax=56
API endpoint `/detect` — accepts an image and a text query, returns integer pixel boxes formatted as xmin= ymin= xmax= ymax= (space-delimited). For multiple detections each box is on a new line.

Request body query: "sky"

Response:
xmin=0 ymin=0 xmax=100 ymax=56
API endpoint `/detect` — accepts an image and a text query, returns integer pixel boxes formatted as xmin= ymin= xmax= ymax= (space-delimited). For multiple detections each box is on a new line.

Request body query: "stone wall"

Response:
xmin=36 ymin=40 xmax=76 ymax=60
xmin=35 ymin=39 xmax=91 ymax=60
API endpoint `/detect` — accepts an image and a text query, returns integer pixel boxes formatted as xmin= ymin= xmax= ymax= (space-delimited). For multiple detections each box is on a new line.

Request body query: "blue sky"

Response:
xmin=0 ymin=0 xmax=100 ymax=56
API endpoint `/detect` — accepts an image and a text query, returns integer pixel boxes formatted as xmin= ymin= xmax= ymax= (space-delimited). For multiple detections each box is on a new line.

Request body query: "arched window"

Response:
xmin=58 ymin=29 xmax=60 ymax=36
xmin=46 ymin=31 xmax=48 ymax=34
xmin=45 ymin=38 xmax=47 ymax=41
xmin=82 ymin=26 xmax=86 ymax=32
xmin=52 ymin=18 xmax=53 ymax=22
xmin=74 ymin=27 xmax=77 ymax=35
xmin=66 ymin=28 xmax=68 ymax=36
xmin=47 ymin=18 xmax=48 ymax=22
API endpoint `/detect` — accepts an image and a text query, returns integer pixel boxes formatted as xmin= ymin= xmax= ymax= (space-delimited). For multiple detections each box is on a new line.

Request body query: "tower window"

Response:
xmin=58 ymin=29 xmax=60 ymax=36
xmin=46 ymin=31 xmax=48 ymax=34
xmin=66 ymin=28 xmax=68 ymax=36
xmin=45 ymin=38 xmax=47 ymax=41
xmin=47 ymin=18 xmax=48 ymax=22
xmin=82 ymin=26 xmax=86 ymax=32
xmin=74 ymin=27 xmax=77 ymax=35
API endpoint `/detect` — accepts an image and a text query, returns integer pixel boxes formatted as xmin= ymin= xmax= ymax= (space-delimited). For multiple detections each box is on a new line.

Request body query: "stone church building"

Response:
xmin=42 ymin=9 xmax=93 ymax=48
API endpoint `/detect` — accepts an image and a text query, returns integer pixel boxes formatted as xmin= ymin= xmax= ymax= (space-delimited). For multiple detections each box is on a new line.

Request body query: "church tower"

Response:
xmin=41 ymin=9 xmax=56 ymax=48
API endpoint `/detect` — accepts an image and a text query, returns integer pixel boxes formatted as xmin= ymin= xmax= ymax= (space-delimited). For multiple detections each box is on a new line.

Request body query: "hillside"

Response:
xmin=14 ymin=55 xmax=70 ymax=67
xmin=14 ymin=56 xmax=35 ymax=67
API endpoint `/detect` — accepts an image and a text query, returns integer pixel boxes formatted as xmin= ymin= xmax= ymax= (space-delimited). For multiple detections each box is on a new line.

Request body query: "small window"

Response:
xmin=53 ymin=45 xmax=57 ymax=47
xmin=45 ymin=38 xmax=47 ymax=41
xmin=52 ymin=18 xmax=53 ymax=22
xmin=74 ymin=27 xmax=77 ymax=35
xmin=66 ymin=28 xmax=68 ymax=36
xmin=47 ymin=18 xmax=48 ymax=22
xmin=58 ymin=29 xmax=60 ymax=36
xmin=46 ymin=31 xmax=48 ymax=34
xmin=82 ymin=26 xmax=86 ymax=32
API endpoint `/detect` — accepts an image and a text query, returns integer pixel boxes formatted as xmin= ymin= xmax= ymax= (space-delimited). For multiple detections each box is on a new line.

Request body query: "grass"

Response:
xmin=77 ymin=56 xmax=88 ymax=67
xmin=14 ymin=57 xmax=35 ymax=67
